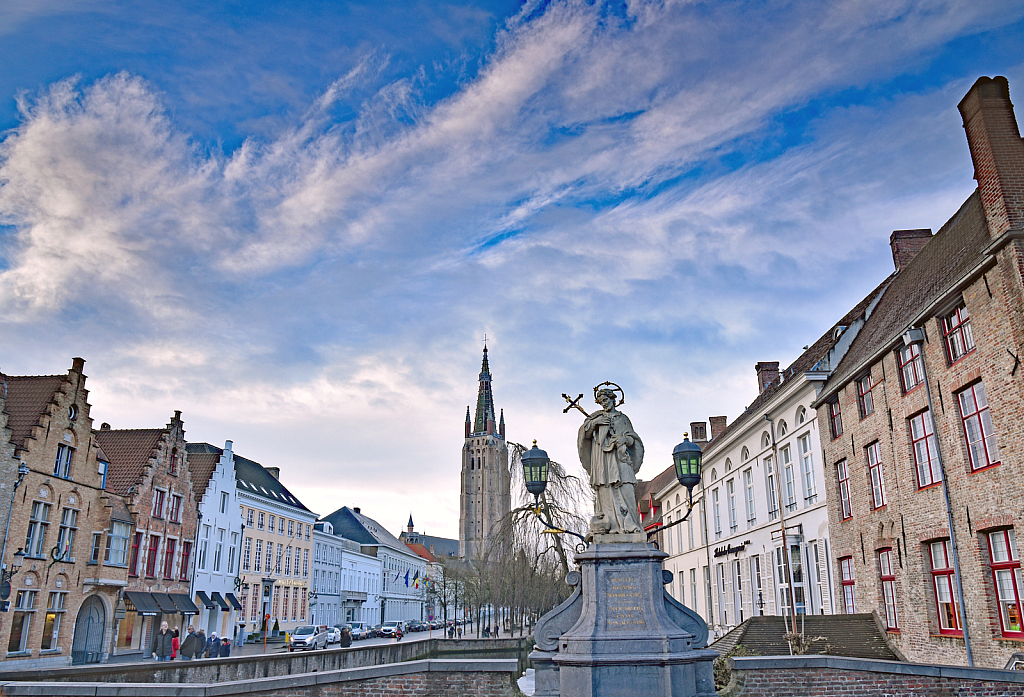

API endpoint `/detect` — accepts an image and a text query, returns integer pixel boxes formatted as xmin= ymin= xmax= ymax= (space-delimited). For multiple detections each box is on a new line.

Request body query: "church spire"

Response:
xmin=465 ymin=406 xmax=472 ymax=437
xmin=499 ymin=409 xmax=505 ymax=439
xmin=473 ymin=345 xmax=497 ymax=435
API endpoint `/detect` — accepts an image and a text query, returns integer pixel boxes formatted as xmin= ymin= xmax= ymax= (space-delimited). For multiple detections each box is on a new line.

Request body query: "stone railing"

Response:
xmin=723 ymin=655 xmax=1024 ymax=696
xmin=0 ymin=659 xmax=520 ymax=696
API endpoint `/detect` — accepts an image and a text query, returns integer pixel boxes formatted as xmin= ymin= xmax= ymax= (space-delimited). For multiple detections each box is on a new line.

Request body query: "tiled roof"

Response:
xmin=233 ymin=453 xmax=312 ymax=513
xmin=635 ymin=463 xmax=678 ymax=528
xmin=406 ymin=543 xmax=438 ymax=562
xmin=1 ymin=375 xmax=64 ymax=449
xmin=107 ymin=496 xmax=136 ymax=524
xmin=184 ymin=444 xmax=222 ymax=501
xmin=708 ymin=276 xmax=892 ymax=448
xmin=95 ymin=428 xmax=164 ymax=496
xmin=709 ymin=614 xmax=903 ymax=661
xmin=820 ymin=191 xmax=990 ymax=397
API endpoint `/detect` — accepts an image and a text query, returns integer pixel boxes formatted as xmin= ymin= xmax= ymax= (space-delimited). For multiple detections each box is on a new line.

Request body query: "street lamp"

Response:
xmin=0 ymin=549 xmax=25 ymax=601
xmin=520 ymin=441 xmax=587 ymax=552
xmin=648 ymin=434 xmax=704 ymax=542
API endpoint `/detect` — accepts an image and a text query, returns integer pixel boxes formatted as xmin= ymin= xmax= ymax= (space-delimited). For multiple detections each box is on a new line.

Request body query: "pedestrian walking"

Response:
xmin=206 ymin=632 xmax=219 ymax=658
xmin=195 ymin=629 xmax=207 ymax=659
xmin=151 ymin=621 xmax=174 ymax=661
xmin=171 ymin=627 xmax=180 ymax=659
xmin=180 ymin=625 xmax=200 ymax=660
xmin=340 ymin=627 xmax=351 ymax=648
xmin=457 ymin=627 xmax=462 ymax=639
xmin=220 ymin=638 xmax=231 ymax=657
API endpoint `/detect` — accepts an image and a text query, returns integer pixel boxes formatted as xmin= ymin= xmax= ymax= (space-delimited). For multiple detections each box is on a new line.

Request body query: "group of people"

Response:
xmin=150 ymin=622 xmax=233 ymax=661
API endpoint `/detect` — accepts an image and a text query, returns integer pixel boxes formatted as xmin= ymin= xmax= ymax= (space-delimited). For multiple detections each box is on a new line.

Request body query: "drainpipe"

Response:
xmin=700 ymin=478 xmax=714 ymax=626
xmin=0 ymin=463 xmax=29 ymax=577
xmin=765 ymin=415 xmax=798 ymax=635
xmin=903 ymin=328 xmax=974 ymax=666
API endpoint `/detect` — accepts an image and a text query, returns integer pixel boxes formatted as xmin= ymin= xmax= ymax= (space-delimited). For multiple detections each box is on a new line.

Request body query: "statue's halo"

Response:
xmin=592 ymin=381 xmax=625 ymax=406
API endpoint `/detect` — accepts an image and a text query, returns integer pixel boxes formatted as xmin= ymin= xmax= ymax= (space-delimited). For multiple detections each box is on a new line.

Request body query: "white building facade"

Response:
xmin=186 ymin=442 xmax=246 ymax=641
xmin=312 ymin=523 xmax=382 ymax=627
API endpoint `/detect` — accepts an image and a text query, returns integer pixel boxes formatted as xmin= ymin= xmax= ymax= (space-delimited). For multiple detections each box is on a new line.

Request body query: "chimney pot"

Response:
xmin=755 ymin=362 xmax=780 ymax=393
xmin=689 ymin=421 xmax=708 ymax=442
xmin=71 ymin=357 xmax=85 ymax=373
xmin=889 ymin=229 xmax=932 ymax=272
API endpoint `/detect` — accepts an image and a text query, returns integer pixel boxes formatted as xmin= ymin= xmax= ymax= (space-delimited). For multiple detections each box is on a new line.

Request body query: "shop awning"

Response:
xmin=195 ymin=591 xmax=217 ymax=609
xmin=210 ymin=591 xmax=231 ymax=611
xmin=169 ymin=593 xmax=200 ymax=615
xmin=224 ymin=593 xmax=243 ymax=610
xmin=123 ymin=591 xmax=161 ymax=617
xmin=152 ymin=593 xmax=179 ymax=614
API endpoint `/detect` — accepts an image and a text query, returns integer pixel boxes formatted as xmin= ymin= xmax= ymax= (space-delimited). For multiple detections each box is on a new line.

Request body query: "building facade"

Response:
xmin=312 ymin=522 xmax=382 ymax=627
xmin=0 ymin=358 xmax=130 ymax=667
xmin=460 ymin=346 xmax=511 ymax=560
xmin=96 ymin=413 xmax=201 ymax=659
xmin=321 ymin=506 xmax=425 ymax=624
xmin=814 ymin=76 xmax=1024 ymax=668
xmin=185 ymin=441 xmax=245 ymax=642
xmin=235 ymin=454 xmax=317 ymax=636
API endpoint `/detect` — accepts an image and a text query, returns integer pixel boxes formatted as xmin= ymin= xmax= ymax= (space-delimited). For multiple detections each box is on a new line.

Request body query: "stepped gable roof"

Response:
xmin=820 ymin=191 xmax=990 ymax=397
xmin=184 ymin=445 xmax=221 ymax=501
xmin=1 ymin=374 xmax=65 ymax=449
xmin=709 ymin=614 xmax=903 ymax=661
xmin=233 ymin=453 xmax=311 ymax=513
xmin=708 ymin=275 xmax=892 ymax=448
xmin=94 ymin=428 xmax=165 ymax=496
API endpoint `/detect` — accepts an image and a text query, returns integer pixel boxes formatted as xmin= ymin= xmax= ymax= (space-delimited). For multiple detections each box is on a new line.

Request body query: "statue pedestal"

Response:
xmin=550 ymin=542 xmax=717 ymax=697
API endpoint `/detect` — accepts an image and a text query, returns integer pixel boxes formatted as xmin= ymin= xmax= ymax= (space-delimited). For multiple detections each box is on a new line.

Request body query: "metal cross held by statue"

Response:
xmin=562 ymin=393 xmax=590 ymax=417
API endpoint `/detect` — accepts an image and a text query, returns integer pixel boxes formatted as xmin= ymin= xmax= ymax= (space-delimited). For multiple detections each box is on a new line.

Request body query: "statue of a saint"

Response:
xmin=577 ymin=385 xmax=644 ymax=537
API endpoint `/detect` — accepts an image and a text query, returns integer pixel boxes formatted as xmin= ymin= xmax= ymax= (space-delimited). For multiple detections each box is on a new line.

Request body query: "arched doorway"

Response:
xmin=72 ymin=595 xmax=106 ymax=665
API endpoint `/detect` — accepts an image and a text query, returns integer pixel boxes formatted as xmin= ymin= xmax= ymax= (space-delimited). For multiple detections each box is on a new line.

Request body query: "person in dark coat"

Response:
xmin=179 ymin=625 xmax=200 ymax=660
xmin=194 ymin=629 xmax=207 ymax=659
xmin=220 ymin=638 xmax=231 ymax=657
xmin=151 ymin=621 xmax=174 ymax=661
xmin=206 ymin=632 xmax=219 ymax=658
xmin=340 ymin=627 xmax=352 ymax=648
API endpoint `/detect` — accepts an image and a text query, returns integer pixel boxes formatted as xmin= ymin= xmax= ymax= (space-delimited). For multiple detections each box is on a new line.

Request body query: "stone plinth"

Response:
xmin=551 ymin=542 xmax=716 ymax=697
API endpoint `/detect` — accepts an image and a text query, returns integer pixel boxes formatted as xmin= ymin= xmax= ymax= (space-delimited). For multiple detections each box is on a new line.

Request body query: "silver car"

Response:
xmin=288 ymin=625 xmax=328 ymax=651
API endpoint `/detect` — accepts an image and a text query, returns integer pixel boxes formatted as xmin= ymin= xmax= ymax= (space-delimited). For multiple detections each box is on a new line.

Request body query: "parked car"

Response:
xmin=406 ymin=620 xmax=425 ymax=632
xmin=369 ymin=624 xmax=383 ymax=638
xmin=326 ymin=626 xmax=342 ymax=644
xmin=349 ymin=622 xmax=370 ymax=640
xmin=379 ymin=621 xmax=404 ymax=637
xmin=289 ymin=625 xmax=328 ymax=651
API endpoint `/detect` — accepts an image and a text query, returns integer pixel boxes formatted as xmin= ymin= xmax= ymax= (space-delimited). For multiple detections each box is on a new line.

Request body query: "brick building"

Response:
xmin=814 ymin=76 xmax=1024 ymax=668
xmin=0 ymin=358 xmax=130 ymax=667
xmin=95 ymin=412 xmax=201 ymax=659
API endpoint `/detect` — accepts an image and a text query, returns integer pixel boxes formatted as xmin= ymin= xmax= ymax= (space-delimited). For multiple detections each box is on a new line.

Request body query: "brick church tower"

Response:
xmin=459 ymin=345 xmax=511 ymax=559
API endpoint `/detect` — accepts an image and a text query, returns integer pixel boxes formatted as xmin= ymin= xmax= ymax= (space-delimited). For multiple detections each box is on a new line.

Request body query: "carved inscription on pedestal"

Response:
xmin=604 ymin=572 xmax=646 ymax=630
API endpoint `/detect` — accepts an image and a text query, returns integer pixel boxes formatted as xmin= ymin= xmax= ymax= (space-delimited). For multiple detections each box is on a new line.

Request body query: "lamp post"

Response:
xmin=521 ymin=441 xmax=588 ymax=553
xmin=0 ymin=463 xmax=30 ymax=601
xmin=646 ymin=434 xmax=704 ymax=542
xmin=0 ymin=549 xmax=25 ymax=603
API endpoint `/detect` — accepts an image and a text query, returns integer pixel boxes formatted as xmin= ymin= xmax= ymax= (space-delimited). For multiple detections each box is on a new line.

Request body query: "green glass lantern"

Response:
xmin=672 ymin=434 xmax=702 ymax=492
xmin=522 ymin=440 xmax=550 ymax=497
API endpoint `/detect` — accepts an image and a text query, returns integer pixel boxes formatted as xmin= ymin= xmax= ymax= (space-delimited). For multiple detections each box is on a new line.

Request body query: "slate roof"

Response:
xmin=231 ymin=451 xmax=312 ymax=513
xmin=94 ymin=428 xmax=164 ymax=496
xmin=416 ymin=534 xmax=459 ymax=559
xmin=184 ymin=444 xmax=222 ymax=501
xmin=818 ymin=191 xmax=991 ymax=399
xmin=710 ymin=613 xmax=903 ymax=661
xmin=321 ymin=506 xmax=415 ymax=556
xmin=1 ymin=374 xmax=64 ymax=449
xmin=707 ymin=275 xmax=892 ymax=449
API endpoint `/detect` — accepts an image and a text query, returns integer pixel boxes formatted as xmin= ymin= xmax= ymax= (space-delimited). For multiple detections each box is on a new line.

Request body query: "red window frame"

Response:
xmin=866 ymin=442 xmax=886 ymax=509
xmin=179 ymin=541 xmax=192 ymax=582
xmin=878 ymin=548 xmax=898 ymax=631
xmin=910 ymin=411 xmax=941 ymax=488
xmin=168 ymin=495 xmax=182 ymax=524
xmin=857 ymin=374 xmax=874 ymax=418
xmin=163 ymin=538 xmax=176 ymax=580
xmin=836 ymin=459 xmax=852 ymax=520
xmin=128 ymin=532 xmax=142 ymax=576
xmin=169 ymin=449 xmax=178 ymax=476
xmin=828 ymin=399 xmax=843 ymax=439
xmin=152 ymin=490 xmax=165 ymax=519
xmin=897 ymin=343 xmax=924 ymax=393
xmin=942 ymin=304 xmax=975 ymax=363
xmin=929 ymin=540 xmax=961 ymax=635
xmin=959 ymin=382 xmax=1000 ymax=471
xmin=145 ymin=535 xmax=160 ymax=578
xmin=989 ymin=529 xmax=1024 ymax=637
xmin=840 ymin=557 xmax=856 ymax=613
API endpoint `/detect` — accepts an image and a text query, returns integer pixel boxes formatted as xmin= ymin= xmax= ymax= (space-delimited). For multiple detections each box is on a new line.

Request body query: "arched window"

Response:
xmin=762 ymin=432 xmax=771 ymax=448
xmin=725 ymin=458 xmax=733 ymax=471
xmin=777 ymin=420 xmax=788 ymax=436
xmin=710 ymin=468 xmax=717 ymax=482
xmin=741 ymin=447 xmax=749 ymax=461
xmin=675 ymin=494 xmax=681 ymax=507
xmin=796 ymin=406 xmax=807 ymax=424
xmin=470 ymin=458 xmax=474 ymax=470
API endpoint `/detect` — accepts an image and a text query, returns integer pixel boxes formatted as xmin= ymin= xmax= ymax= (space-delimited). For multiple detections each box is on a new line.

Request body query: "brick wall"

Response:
xmin=724 ymin=655 xmax=1024 ymax=697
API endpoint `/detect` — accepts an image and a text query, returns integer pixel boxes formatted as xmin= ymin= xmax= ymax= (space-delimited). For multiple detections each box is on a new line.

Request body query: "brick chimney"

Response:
xmin=890 ymin=229 xmax=932 ymax=272
xmin=959 ymin=76 xmax=1024 ymax=239
xmin=755 ymin=362 xmax=780 ymax=393
xmin=689 ymin=421 xmax=708 ymax=443
xmin=709 ymin=416 xmax=727 ymax=439
xmin=265 ymin=466 xmax=280 ymax=480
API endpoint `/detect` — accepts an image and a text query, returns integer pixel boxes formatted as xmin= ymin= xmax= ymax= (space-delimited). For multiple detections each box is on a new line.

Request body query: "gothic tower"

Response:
xmin=459 ymin=346 xmax=511 ymax=559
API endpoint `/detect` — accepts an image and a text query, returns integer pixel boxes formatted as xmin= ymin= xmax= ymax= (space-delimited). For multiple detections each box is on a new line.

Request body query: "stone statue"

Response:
xmin=577 ymin=384 xmax=644 ymax=537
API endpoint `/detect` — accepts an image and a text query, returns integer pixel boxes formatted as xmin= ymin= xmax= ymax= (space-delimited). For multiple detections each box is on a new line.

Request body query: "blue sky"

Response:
xmin=1 ymin=0 xmax=1022 ymax=540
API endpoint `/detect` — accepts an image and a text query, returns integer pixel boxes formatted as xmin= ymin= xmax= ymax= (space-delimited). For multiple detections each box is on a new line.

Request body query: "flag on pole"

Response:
xmin=404 ymin=570 xmax=410 ymax=587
